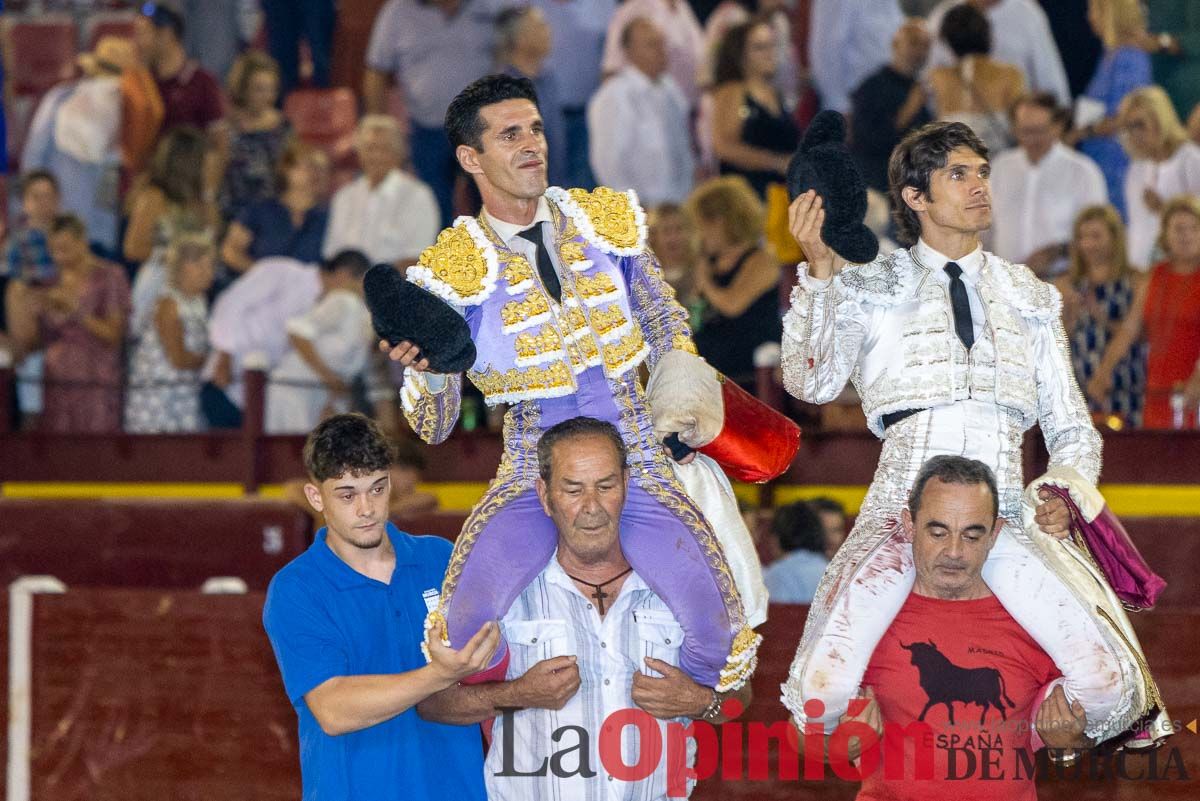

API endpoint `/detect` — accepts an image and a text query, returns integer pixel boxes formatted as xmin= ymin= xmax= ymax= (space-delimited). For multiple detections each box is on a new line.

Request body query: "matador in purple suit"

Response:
xmin=385 ymin=75 xmax=766 ymax=692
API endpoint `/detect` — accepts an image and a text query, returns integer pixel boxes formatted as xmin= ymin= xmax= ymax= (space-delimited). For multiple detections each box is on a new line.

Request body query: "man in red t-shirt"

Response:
xmin=134 ymin=3 xmax=225 ymax=136
xmin=802 ymin=455 xmax=1092 ymax=800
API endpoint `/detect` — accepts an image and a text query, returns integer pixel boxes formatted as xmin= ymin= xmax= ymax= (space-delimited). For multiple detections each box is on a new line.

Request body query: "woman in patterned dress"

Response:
xmin=126 ymin=128 xmax=218 ymax=333
xmin=1058 ymin=205 xmax=1146 ymax=426
xmin=218 ymin=51 xmax=293 ymax=223
xmin=1088 ymin=195 xmax=1200 ymax=427
xmin=8 ymin=215 xmax=129 ymax=432
xmin=124 ymin=231 xmax=215 ymax=433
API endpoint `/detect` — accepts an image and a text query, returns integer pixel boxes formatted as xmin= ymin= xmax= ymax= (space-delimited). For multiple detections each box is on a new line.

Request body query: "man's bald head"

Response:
xmin=622 ymin=17 xmax=668 ymax=80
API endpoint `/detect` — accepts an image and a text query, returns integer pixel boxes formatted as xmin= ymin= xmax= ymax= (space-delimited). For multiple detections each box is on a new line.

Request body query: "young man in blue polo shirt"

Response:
xmin=263 ymin=413 xmax=499 ymax=800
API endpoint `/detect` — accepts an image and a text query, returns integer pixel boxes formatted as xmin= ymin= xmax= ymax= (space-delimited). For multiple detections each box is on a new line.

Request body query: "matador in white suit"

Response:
xmin=779 ymin=121 xmax=1169 ymax=750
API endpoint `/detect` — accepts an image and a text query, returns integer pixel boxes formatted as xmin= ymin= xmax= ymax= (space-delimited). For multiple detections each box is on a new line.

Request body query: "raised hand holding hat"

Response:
xmin=785 ymin=110 xmax=879 ymax=277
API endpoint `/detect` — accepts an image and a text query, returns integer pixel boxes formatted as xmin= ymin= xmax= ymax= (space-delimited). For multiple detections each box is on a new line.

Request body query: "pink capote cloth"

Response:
xmin=1039 ymin=484 xmax=1166 ymax=610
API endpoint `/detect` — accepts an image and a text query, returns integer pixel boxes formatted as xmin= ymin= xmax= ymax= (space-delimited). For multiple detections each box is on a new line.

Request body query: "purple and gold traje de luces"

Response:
xmin=401 ymin=186 xmax=760 ymax=691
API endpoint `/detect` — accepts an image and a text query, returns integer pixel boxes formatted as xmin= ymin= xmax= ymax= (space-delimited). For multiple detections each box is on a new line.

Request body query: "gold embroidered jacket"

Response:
xmin=400 ymin=187 xmax=696 ymax=446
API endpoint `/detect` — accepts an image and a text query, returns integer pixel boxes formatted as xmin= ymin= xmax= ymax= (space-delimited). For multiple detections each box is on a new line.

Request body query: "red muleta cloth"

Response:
xmin=700 ymin=376 xmax=801 ymax=484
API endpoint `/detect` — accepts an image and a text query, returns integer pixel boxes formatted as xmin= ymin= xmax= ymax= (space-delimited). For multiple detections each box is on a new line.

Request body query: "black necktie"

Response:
xmin=944 ymin=262 xmax=974 ymax=351
xmin=517 ymin=225 xmax=561 ymax=302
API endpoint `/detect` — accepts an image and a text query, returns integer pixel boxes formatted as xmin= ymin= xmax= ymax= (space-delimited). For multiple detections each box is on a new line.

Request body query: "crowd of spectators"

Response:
xmin=3 ymin=0 xmax=1200 ymax=437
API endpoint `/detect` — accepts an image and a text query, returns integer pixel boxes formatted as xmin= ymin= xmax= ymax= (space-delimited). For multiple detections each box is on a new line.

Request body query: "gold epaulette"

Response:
xmin=545 ymin=186 xmax=648 ymax=256
xmin=407 ymin=217 xmax=499 ymax=306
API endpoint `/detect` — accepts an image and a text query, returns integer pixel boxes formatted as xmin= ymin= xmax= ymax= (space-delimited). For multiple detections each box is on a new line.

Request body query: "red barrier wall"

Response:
xmin=4 ymin=591 xmax=1195 ymax=800
xmin=0 ymin=499 xmax=311 ymax=591
xmin=3 ymin=429 xmax=1198 ymax=485
xmin=19 ymin=589 xmax=298 ymax=801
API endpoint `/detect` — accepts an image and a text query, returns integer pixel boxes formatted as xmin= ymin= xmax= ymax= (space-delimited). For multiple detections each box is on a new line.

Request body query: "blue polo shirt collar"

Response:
xmin=311 ymin=522 xmax=418 ymax=590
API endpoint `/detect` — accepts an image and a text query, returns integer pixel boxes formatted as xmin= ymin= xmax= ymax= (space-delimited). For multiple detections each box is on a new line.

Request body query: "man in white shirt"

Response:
xmin=417 ymin=417 xmax=751 ymax=800
xmin=989 ymin=93 xmax=1108 ymax=276
xmin=601 ymin=0 xmax=705 ymax=108
xmin=807 ymin=0 xmax=904 ymax=114
xmin=204 ymin=256 xmax=322 ymax=420
xmin=266 ymin=250 xmax=375 ymax=434
xmin=589 ymin=18 xmax=695 ymax=206
xmin=926 ymin=0 xmax=1071 ymax=106
xmin=323 ymin=115 xmax=440 ymax=269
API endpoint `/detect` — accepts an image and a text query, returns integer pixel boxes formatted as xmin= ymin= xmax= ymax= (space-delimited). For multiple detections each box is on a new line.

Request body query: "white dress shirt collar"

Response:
xmin=914 ymin=238 xmax=985 ymax=281
xmin=483 ymin=195 xmax=554 ymax=248
xmin=484 ymin=548 xmax=682 ymax=800
xmin=1019 ymin=140 xmax=1067 ymax=171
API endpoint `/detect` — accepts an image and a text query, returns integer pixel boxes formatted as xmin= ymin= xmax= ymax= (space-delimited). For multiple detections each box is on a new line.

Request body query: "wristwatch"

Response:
xmin=1049 ymin=747 xmax=1079 ymax=766
xmin=699 ymin=689 xmax=723 ymax=722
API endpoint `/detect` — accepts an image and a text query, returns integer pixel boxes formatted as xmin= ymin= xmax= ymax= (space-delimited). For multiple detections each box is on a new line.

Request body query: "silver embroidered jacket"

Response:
xmin=781 ymin=247 xmax=1101 ymax=484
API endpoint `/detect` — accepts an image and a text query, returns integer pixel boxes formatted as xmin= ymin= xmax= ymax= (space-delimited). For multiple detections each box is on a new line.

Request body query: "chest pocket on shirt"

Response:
xmin=634 ymin=609 xmax=684 ymax=675
xmin=507 ymin=619 xmax=573 ymax=661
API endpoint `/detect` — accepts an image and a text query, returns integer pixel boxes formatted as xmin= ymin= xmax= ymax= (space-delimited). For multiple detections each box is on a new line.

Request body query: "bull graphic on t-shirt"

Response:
xmin=901 ymin=640 xmax=1015 ymax=725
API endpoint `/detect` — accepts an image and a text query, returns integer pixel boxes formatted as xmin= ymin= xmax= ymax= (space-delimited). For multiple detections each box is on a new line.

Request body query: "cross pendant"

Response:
xmin=591 ymin=586 xmax=610 ymax=615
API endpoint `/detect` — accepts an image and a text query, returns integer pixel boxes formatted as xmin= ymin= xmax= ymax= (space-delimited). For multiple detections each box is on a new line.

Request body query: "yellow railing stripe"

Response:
xmin=3 ymin=482 xmax=1199 ymax=517
xmin=1093 ymin=485 xmax=1200 ymax=518
xmin=759 ymin=484 xmax=870 ymax=512
xmin=762 ymin=484 xmax=1200 ymax=518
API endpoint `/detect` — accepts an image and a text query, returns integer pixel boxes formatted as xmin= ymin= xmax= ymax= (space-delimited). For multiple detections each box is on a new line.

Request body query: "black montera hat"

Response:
xmin=363 ymin=265 xmax=477 ymax=374
xmin=786 ymin=110 xmax=879 ymax=264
